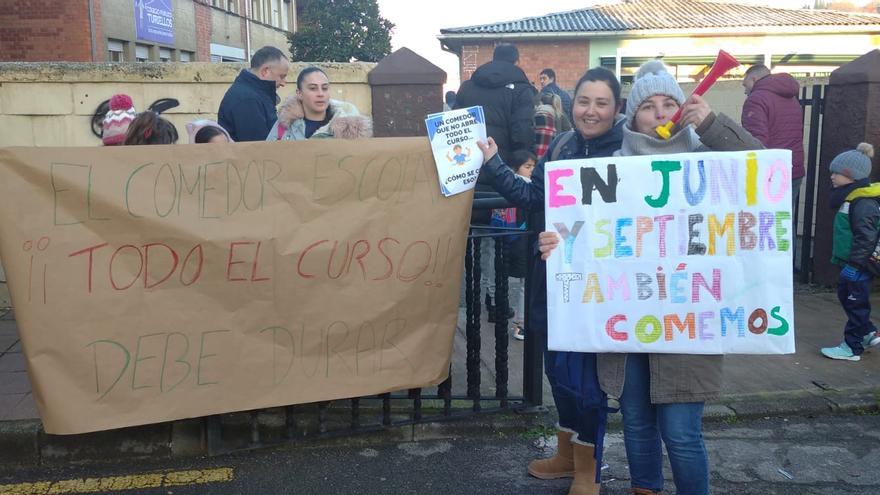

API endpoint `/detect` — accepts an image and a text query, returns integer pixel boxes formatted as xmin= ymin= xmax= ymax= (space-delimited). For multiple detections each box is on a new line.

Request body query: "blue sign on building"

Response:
xmin=134 ymin=0 xmax=174 ymax=45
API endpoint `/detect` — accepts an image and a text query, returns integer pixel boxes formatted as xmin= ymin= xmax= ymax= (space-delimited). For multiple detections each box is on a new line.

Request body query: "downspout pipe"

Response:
xmin=244 ymin=0 xmax=252 ymax=63
xmin=87 ymin=0 xmax=98 ymax=61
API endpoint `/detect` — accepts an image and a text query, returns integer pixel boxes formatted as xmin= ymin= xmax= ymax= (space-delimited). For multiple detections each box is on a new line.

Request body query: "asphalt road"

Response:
xmin=3 ymin=413 xmax=879 ymax=494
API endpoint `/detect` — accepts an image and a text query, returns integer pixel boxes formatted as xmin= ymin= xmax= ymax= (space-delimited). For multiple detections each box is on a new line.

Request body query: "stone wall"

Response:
xmin=0 ymin=61 xmax=375 ymax=147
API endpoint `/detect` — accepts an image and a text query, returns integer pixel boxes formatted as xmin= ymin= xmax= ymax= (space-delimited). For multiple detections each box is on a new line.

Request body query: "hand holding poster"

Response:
xmin=545 ymin=150 xmax=795 ymax=355
xmin=425 ymin=106 xmax=487 ymax=196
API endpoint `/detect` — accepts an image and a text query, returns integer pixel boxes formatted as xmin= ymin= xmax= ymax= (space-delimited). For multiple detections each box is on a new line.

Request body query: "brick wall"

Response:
xmin=194 ymin=0 xmax=213 ymax=61
xmin=0 ymin=0 xmax=94 ymax=62
xmin=457 ymin=40 xmax=590 ymax=93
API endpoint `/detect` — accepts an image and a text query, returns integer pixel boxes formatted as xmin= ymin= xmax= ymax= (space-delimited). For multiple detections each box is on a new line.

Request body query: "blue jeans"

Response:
xmin=544 ymin=349 xmax=600 ymax=445
xmin=838 ymin=274 xmax=876 ymax=355
xmin=620 ymin=354 xmax=709 ymax=495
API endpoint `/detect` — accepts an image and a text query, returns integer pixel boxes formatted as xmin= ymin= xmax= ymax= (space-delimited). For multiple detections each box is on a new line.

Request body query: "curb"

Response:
xmin=1 ymin=386 xmax=877 ymax=469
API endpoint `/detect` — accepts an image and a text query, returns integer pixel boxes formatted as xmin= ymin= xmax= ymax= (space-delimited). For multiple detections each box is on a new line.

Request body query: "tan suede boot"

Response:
xmin=527 ymin=430 xmax=575 ymax=479
xmin=631 ymin=489 xmax=661 ymax=494
xmin=568 ymin=442 xmax=601 ymax=495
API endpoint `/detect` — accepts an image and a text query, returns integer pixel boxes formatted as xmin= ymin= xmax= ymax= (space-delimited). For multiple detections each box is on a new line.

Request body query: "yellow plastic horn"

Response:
xmin=655 ymin=121 xmax=674 ymax=140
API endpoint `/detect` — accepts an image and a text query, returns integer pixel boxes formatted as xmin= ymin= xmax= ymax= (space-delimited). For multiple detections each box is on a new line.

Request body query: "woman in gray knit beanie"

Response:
xmin=541 ymin=59 xmax=766 ymax=495
xmin=538 ymin=59 xmax=765 ymax=494
xmin=617 ymin=59 xmax=760 ymax=157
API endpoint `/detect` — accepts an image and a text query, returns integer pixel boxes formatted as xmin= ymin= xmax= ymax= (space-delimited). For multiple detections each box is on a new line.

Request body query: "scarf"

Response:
xmin=829 ymin=178 xmax=870 ymax=210
xmin=617 ymin=123 xmax=702 ymax=157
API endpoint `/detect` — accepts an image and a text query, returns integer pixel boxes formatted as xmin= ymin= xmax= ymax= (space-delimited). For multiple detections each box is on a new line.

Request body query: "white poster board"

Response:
xmin=545 ymin=150 xmax=795 ymax=355
xmin=425 ymin=106 xmax=487 ymax=196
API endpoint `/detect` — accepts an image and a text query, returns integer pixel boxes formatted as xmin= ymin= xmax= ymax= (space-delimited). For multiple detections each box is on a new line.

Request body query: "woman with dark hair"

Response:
xmin=267 ymin=66 xmax=372 ymax=141
xmin=477 ymin=67 xmax=626 ymax=495
xmin=123 ymin=111 xmax=179 ymax=145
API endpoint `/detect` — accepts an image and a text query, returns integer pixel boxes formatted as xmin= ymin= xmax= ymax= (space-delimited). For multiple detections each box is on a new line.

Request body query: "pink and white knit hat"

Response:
xmin=102 ymin=94 xmax=137 ymax=145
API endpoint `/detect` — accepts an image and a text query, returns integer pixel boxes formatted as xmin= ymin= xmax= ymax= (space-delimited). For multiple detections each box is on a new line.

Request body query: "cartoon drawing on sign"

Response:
xmin=445 ymin=145 xmax=471 ymax=166
xmin=425 ymin=106 xmax=487 ymax=196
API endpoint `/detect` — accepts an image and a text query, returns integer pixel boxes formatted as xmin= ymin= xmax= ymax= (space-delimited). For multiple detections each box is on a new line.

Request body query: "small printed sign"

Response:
xmin=425 ymin=106 xmax=487 ymax=197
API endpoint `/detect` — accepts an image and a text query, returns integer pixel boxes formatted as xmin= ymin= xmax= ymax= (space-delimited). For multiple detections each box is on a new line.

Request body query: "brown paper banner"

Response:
xmin=0 ymin=138 xmax=471 ymax=434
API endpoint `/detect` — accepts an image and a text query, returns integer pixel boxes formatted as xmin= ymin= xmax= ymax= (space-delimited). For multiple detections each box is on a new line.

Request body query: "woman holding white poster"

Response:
xmin=478 ymin=67 xmax=625 ymax=495
xmin=540 ymin=60 xmax=763 ymax=495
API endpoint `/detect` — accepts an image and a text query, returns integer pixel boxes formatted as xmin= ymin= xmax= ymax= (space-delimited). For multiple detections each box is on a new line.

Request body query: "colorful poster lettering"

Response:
xmin=545 ymin=150 xmax=795 ymax=355
xmin=0 ymin=138 xmax=472 ymax=434
xmin=425 ymin=106 xmax=487 ymax=197
xmin=134 ymin=0 xmax=174 ymax=45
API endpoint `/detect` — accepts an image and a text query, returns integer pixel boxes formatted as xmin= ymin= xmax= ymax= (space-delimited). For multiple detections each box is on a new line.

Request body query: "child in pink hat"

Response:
xmin=101 ymin=94 xmax=137 ymax=145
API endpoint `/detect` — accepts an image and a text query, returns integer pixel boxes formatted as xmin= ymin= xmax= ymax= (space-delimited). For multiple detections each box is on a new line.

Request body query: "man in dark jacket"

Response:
xmin=454 ymin=43 xmax=536 ymax=319
xmin=455 ymin=44 xmax=536 ymax=171
xmin=741 ymin=64 xmax=805 ymax=207
xmin=538 ymin=68 xmax=572 ymax=119
xmin=218 ymin=46 xmax=289 ymax=142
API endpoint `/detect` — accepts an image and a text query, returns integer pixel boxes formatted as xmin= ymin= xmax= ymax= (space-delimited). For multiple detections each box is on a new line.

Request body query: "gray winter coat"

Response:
xmin=600 ymin=112 xmax=763 ymax=403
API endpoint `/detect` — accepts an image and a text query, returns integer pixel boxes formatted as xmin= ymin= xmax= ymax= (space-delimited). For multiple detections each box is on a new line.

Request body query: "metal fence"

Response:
xmin=796 ymin=84 xmax=826 ymax=283
xmin=203 ymin=196 xmax=543 ymax=455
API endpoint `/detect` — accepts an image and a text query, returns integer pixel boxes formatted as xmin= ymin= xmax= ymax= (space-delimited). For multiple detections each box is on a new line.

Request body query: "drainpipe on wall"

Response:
xmin=615 ymin=47 xmax=622 ymax=78
xmin=87 ymin=0 xmax=98 ymax=61
xmin=244 ymin=0 xmax=252 ymax=63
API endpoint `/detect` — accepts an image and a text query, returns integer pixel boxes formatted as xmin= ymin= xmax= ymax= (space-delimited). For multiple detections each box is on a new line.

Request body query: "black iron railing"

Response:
xmin=202 ymin=196 xmax=543 ymax=454
xmin=797 ymin=84 xmax=826 ymax=283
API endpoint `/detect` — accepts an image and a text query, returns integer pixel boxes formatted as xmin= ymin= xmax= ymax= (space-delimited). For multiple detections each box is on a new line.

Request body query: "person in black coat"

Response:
xmin=455 ymin=43 xmax=536 ymax=188
xmin=455 ymin=44 xmax=537 ymax=316
xmin=218 ymin=46 xmax=290 ymax=142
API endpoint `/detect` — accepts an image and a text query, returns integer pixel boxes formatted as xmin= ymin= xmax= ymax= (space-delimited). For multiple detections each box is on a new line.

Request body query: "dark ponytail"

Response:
xmin=123 ymin=112 xmax=179 ymax=145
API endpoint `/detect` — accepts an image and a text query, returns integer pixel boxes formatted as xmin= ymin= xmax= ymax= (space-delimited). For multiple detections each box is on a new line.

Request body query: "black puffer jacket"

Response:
xmin=455 ymin=60 xmax=537 ymax=180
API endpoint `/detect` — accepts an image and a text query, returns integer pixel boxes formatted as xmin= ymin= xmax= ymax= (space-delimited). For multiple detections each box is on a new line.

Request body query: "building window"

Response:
xmin=159 ymin=47 xmax=172 ymax=62
xmin=212 ymin=0 xmax=237 ymax=13
xmin=179 ymin=51 xmax=193 ymax=62
xmin=135 ymin=44 xmax=150 ymax=62
xmin=108 ymin=39 xmax=125 ymax=62
xmin=210 ymin=43 xmax=246 ymax=63
xmin=251 ymin=0 xmax=263 ymax=22
xmin=271 ymin=0 xmax=281 ymax=27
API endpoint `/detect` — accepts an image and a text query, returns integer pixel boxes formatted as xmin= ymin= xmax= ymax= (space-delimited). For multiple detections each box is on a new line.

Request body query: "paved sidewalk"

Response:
xmin=453 ymin=286 xmax=880 ymax=414
xmin=1 ymin=286 xmax=879 ymax=465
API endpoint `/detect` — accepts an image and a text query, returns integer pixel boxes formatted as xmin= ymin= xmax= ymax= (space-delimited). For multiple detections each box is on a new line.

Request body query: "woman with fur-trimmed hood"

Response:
xmin=267 ymin=67 xmax=372 ymax=141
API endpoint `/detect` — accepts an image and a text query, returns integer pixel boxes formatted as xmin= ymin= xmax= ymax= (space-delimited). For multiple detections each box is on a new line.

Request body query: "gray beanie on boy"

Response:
xmin=829 ymin=142 xmax=875 ymax=180
xmin=625 ymin=60 xmax=686 ymax=125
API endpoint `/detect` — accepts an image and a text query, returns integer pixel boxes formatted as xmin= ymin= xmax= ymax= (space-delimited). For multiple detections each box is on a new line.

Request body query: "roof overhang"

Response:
xmin=438 ymin=24 xmax=880 ymax=55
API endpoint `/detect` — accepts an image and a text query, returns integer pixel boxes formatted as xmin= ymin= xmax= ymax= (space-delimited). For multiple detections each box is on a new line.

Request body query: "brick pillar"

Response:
xmin=812 ymin=49 xmax=880 ymax=286
xmin=368 ymin=48 xmax=447 ymax=137
xmin=194 ymin=1 xmax=213 ymax=62
xmin=91 ymin=0 xmax=105 ymax=61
